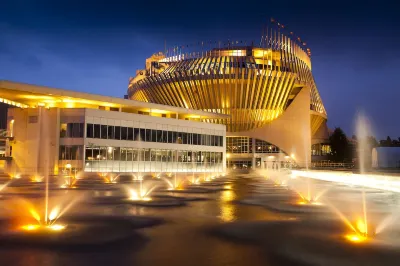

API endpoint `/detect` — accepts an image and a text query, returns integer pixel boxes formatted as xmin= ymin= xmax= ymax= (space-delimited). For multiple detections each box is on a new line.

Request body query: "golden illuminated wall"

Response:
xmin=129 ymin=41 xmax=327 ymax=133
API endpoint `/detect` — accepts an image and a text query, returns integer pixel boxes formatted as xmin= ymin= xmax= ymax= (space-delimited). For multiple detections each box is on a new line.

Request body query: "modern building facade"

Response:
xmin=127 ymin=29 xmax=328 ymax=168
xmin=0 ymin=80 xmax=226 ymax=176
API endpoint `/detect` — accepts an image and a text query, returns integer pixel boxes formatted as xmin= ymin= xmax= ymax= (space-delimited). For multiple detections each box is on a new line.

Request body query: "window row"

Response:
xmin=59 ymin=145 xmax=83 ymax=160
xmin=86 ymin=123 xmax=224 ymax=147
xmin=85 ymin=146 xmax=223 ymax=163
xmin=60 ymin=123 xmax=84 ymax=138
xmin=226 ymin=137 xmax=281 ymax=154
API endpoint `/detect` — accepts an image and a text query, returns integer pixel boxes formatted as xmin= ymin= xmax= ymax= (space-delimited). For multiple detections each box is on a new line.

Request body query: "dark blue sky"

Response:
xmin=1 ymin=0 xmax=399 ymax=139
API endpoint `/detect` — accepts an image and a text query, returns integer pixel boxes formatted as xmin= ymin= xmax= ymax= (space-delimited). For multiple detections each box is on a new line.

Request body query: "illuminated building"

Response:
xmin=127 ymin=29 xmax=328 ymax=168
xmin=0 ymin=80 xmax=226 ymax=175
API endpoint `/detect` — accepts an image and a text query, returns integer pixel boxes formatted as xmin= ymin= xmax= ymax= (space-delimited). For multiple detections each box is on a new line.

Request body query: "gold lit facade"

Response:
xmin=128 ymin=28 xmax=329 ymax=167
xmin=128 ymin=34 xmax=327 ymax=133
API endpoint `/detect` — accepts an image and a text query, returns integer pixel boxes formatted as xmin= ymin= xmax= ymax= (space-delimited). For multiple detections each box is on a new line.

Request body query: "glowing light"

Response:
xmin=20 ymin=224 xmax=66 ymax=232
xmin=29 ymin=208 xmax=41 ymax=223
xmin=128 ymin=189 xmax=152 ymax=201
xmin=48 ymin=207 xmax=60 ymax=221
xmin=20 ymin=224 xmax=40 ymax=231
xmin=356 ymin=219 xmax=367 ymax=235
xmin=65 ymin=164 xmax=72 ymax=169
xmin=12 ymin=174 xmax=21 ymax=179
xmin=224 ymin=185 xmax=232 ymax=189
xmin=30 ymin=176 xmax=44 ymax=183
xmin=48 ymin=224 xmax=66 ymax=231
xmin=226 ymin=153 xmax=231 ymax=159
xmin=345 ymin=234 xmax=367 ymax=243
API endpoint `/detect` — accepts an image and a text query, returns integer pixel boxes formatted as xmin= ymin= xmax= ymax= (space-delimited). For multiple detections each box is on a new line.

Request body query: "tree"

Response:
xmin=380 ymin=136 xmax=393 ymax=147
xmin=329 ymin=127 xmax=352 ymax=162
xmin=365 ymin=136 xmax=379 ymax=148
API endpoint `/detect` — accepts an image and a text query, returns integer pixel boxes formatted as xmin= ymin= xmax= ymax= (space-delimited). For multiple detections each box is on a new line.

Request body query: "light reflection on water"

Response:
xmin=0 ymin=176 xmax=290 ymax=266
xmin=219 ymin=189 xmax=237 ymax=222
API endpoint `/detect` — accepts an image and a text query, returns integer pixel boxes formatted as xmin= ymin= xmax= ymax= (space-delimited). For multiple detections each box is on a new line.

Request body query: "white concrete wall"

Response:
xmin=227 ymin=86 xmax=311 ymax=167
xmin=7 ymin=107 xmax=226 ymax=176
xmin=6 ymin=107 xmax=59 ymax=175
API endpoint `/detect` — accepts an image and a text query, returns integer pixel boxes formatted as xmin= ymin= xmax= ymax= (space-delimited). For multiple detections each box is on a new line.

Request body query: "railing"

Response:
xmin=311 ymin=161 xmax=354 ymax=169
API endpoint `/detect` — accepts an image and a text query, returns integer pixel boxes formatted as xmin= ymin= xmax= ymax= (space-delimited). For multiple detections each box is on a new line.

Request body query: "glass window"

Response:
xmin=176 ymin=132 xmax=182 ymax=144
xmin=183 ymin=133 xmax=188 ymax=144
xmin=101 ymin=125 xmax=107 ymax=139
xmin=114 ymin=126 xmax=121 ymax=140
xmin=211 ymin=135 xmax=215 ymax=146
xmin=193 ymin=133 xmax=198 ymax=145
xmin=86 ymin=123 xmax=93 ymax=138
xmin=107 ymin=147 xmax=113 ymax=160
xmin=139 ymin=129 xmax=145 ymax=141
xmin=94 ymin=124 xmax=100 ymax=138
xmin=71 ymin=146 xmax=78 ymax=159
xmin=79 ymin=123 xmax=84 ymax=138
xmin=156 ymin=149 xmax=162 ymax=161
xmin=132 ymin=149 xmax=138 ymax=161
xmin=60 ymin=123 xmax=67 ymax=138
xmin=168 ymin=131 xmax=173 ymax=143
xmin=121 ymin=127 xmax=127 ymax=140
xmin=145 ymin=129 xmax=151 ymax=142
xmin=128 ymin=127 xmax=134 ymax=140
xmin=85 ymin=147 xmax=93 ymax=160
xmin=67 ymin=123 xmax=73 ymax=138
xmin=151 ymin=130 xmax=157 ymax=142
xmin=157 ymin=130 xmax=162 ymax=142
xmin=162 ymin=130 xmax=168 ymax=143
xmin=107 ymin=126 xmax=114 ymax=139
xmin=114 ymin=147 xmax=121 ymax=161
xmin=93 ymin=147 xmax=100 ymax=160
xmin=119 ymin=148 xmax=127 ymax=162
xmin=134 ymin=128 xmax=140 ymax=141
xmin=59 ymin=146 xmax=65 ymax=160
xmin=162 ymin=150 xmax=168 ymax=162
xmin=171 ymin=131 xmax=176 ymax=143
xmin=144 ymin=149 xmax=151 ymax=161
xmin=59 ymin=145 xmax=83 ymax=160
xmin=126 ymin=148 xmax=133 ymax=161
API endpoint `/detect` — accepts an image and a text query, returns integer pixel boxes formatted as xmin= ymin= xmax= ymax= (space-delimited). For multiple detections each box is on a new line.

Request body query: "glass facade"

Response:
xmin=60 ymin=123 xmax=84 ymax=138
xmin=59 ymin=145 xmax=83 ymax=160
xmin=84 ymin=146 xmax=223 ymax=173
xmin=226 ymin=160 xmax=252 ymax=169
xmin=86 ymin=123 xmax=224 ymax=147
xmin=226 ymin=137 xmax=280 ymax=154
xmin=311 ymin=143 xmax=331 ymax=156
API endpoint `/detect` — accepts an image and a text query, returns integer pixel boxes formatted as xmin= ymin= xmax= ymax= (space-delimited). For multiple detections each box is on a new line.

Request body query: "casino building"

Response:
xmin=0 ymin=80 xmax=226 ymax=176
xmin=127 ymin=30 xmax=328 ymax=168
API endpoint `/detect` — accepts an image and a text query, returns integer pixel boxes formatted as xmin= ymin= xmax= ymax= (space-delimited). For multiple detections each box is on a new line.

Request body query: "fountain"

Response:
xmin=30 ymin=175 xmax=45 ymax=183
xmin=163 ymin=174 xmax=187 ymax=191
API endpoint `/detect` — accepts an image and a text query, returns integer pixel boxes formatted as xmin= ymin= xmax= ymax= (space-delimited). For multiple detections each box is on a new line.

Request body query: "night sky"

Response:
xmin=1 ymin=0 xmax=399 ymax=139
